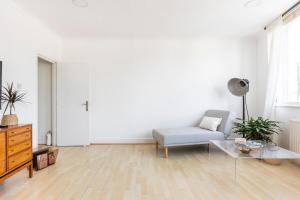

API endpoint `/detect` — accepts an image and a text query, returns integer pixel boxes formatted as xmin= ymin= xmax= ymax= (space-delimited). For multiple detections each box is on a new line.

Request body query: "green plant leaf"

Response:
xmin=1 ymin=82 xmax=27 ymax=116
xmin=233 ymin=116 xmax=281 ymax=143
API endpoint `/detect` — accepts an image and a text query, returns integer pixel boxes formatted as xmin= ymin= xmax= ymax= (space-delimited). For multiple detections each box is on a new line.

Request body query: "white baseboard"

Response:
xmin=92 ymin=138 xmax=154 ymax=144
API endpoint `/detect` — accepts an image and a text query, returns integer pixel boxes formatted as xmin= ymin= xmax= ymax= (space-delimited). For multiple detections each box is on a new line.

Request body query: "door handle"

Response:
xmin=82 ymin=101 xmax=89 ymax=111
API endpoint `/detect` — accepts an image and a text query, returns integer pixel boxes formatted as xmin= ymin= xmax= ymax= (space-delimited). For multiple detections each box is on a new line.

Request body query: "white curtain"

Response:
xmin=263 ymin=18 xmax=289 ymax=119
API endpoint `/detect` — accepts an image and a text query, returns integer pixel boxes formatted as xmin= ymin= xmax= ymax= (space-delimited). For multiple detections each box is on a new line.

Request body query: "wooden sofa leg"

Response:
xmin=164 ymin=147 xmax=168 ymax=158
xmin=156 ymin=142 xmax=159 ymax=153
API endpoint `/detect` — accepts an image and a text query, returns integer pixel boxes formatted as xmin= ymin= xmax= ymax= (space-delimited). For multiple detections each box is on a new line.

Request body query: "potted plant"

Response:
xmin=233 ymin=117 xmax=282 ymax=165
xmin=233 ymin=117 xmax=280 ymax=143
xmin=1 ymin=82 xmax=26 ymax=126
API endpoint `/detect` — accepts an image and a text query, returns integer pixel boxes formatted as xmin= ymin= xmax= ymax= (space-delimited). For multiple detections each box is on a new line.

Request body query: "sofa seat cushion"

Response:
xmin=152 ymin=127 xmax=224 ymax=147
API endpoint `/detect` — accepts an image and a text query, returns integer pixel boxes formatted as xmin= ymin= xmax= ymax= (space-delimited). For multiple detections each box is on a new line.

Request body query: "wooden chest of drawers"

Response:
xmin=0 ymin=124 xmax=33 ymax=183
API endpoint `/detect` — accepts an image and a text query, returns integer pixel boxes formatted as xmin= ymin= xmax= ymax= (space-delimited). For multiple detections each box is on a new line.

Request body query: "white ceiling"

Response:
xmin=13 ymin=0 xmax=298 ymax=39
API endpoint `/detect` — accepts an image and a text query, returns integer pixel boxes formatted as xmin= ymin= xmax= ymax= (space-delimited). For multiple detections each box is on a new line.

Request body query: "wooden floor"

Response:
xmin=0 ymin=144 xmax=300 ymax=200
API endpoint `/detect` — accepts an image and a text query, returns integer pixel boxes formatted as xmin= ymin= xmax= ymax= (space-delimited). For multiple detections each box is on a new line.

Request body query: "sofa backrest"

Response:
xmin=204 ymin=110 xmax=236 ymax=137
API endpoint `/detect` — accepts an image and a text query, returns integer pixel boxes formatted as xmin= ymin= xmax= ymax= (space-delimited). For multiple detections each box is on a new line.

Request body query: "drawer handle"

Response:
xmin=11 ymin=161 xmax=15 ymax=163
xmin=11 ymin=131 xmax=15 ymax=134
xmin=10 ymin=139 xmax=15 ymax=142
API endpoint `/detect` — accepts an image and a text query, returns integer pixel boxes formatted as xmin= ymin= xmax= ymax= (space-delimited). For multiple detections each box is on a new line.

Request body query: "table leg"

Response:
xmin=234 ymin=159 xmax=237 ymax=184
xmin=164 ymin=147 xmax=168 ymax=158
xmin=28 ymin=161 xmax=33 ymax=178
xmin=208 ymin=143 xmax=211 ymax=161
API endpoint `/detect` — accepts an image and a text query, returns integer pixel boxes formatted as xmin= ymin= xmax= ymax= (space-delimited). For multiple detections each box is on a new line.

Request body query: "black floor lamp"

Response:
xmin=227 ymin=78 xmax=250 ymax=138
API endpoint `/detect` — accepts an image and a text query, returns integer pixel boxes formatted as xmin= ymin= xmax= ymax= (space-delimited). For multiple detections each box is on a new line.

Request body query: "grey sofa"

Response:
xmin=152 ymin=110 xmax=236 ymax=158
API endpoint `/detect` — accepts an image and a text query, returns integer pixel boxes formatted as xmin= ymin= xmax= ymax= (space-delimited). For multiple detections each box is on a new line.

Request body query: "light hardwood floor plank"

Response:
xmin=0 ymin=144 xmax=300 ymax=200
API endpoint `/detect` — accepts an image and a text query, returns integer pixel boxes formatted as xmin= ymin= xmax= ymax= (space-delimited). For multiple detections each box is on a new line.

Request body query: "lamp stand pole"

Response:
xmin=242 ymin=95 xmax=246 ymax=138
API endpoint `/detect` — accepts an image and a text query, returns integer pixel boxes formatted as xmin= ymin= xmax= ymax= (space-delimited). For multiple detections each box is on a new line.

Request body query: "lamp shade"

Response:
xmin=227 ymin=78 xmax=249 ymax=96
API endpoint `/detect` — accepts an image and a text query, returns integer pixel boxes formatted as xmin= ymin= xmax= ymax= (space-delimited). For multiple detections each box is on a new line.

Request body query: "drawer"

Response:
xmin=8 ymin=149 xmax=32 ymax=170
xmin=8 ymin=126 xmax=31 ymax=137
xmin=0 ymin=160 xmax=5 ymax=175
xmin=8 ymin=132 xmax=31 ymax=146
xmin=0 ymin=133 xmax=5 ymax=159
xmin=8 ymin=140 xmax=31 ymax=156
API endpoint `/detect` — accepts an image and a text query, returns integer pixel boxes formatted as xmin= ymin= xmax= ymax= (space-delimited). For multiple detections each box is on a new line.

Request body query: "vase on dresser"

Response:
xmin=1 ymin=114 xmax=18 ymax=126
xmin=1 ymin=82 xmax=27 ymax=126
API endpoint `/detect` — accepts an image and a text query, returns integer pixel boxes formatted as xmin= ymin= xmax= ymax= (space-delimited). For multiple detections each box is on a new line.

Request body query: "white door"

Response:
xmin=57 ymin=63 xmax=90 ymax=146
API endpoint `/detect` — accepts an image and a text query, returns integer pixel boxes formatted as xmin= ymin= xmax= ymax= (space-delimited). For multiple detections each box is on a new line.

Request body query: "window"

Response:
xmin=276 ymin=17 xmax=300 ymax=105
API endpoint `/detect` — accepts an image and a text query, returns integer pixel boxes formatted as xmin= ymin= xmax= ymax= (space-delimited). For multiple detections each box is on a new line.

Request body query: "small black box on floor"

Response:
xmin=32 ymin=146 xmax=59 ymax=170
xmin=36 ymin=153 xmax=48 ymax=170
xmin=48 ymin=149 xmax=59 ymax=165
xmin=33 ymin=146 xmax=50 ymax=170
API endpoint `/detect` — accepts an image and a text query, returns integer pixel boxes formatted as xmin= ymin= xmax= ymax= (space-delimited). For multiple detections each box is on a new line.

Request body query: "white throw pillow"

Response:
xmin=199 ymin=116 xmax=222 ymax=131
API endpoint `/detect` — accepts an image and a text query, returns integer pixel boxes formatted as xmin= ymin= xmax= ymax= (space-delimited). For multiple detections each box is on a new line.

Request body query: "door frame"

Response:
xmin=37 ymin=55 xmax=58 ymax=146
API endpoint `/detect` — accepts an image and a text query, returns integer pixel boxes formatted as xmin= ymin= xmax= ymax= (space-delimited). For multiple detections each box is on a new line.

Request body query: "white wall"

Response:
xmin=62 ymin=38 xmax=257 ymax=143
xmin=0 ymin=0 xmax=258 ymax=146
xmin=0 ymin=1 xmax=61 ymax=148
